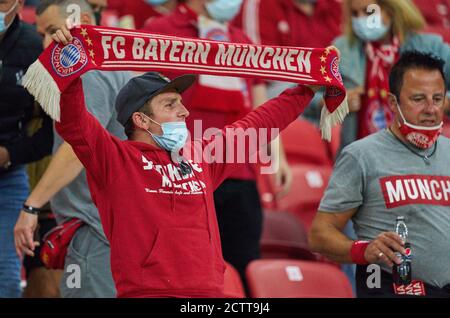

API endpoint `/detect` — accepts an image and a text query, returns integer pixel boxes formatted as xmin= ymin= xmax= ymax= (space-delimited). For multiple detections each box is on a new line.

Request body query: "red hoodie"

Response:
xmin=56 ymin=78 xmax=313 ymax=298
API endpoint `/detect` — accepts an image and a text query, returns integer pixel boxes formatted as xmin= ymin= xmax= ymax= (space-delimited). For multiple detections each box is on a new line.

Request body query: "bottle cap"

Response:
xmin=396 ymin=216 xmax=405 ymax=221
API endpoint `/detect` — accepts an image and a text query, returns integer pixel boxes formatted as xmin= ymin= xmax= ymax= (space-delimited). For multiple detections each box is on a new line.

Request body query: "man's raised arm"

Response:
xmin=206 ymin=84 xmax=317 ymax=188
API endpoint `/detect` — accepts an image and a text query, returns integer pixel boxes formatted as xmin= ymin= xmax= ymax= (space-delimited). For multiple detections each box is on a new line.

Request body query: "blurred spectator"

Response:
xmin=108 ymin=0 xmax=177 ymax=29
xmin=22 ymin=105 xmax=61 ymax=298
xmin=86 ymin=0 xmax=107 ymax=26
xmin=0 ymin=0 xmax=53 ymax=298
xmin=414 ymin=0 xmax=450 ymax=43
xmin=233 ymin=0 xmax=342 ymax=100
xmin=332 ymin=0 xmax=450 ymax=151
xmin=234 ymin=0 xmax=342 ymax=48
xmin=144 ymin=0 xmax=292 ymax=289
xmin=14 ymin=0 xmax=133 ymax=298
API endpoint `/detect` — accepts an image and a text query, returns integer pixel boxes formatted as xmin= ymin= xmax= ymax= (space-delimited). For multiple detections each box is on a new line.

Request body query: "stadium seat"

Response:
xmin=258 ymin=164 xmax=332 ymax=231
xmin=246 ymin=259 xmax=354 ymax=298
xmin=414 ymin=0 xmax=450 ymax=44
xmin=261 ymin=242 xmax=317 ymax=261
xmin=223 ymin=262 xmax=246 ymax=298
xmin=261 ymin=210 xmax=317 ymax=260
xmin=277 ymin=165 xmax=331 ymax=210
xmin=257 ymin=172 xmax=277 ymax=210
xmin=281 ymin=118 xmax=332 ymax=166
xmin=262 ymin=210 xmax=308 ymax=245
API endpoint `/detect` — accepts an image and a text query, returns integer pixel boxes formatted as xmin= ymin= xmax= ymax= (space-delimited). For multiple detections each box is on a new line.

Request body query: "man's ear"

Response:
xmin=387 ymin=93 xmax=398 ymax=113
xmin=80 ymin=12 xmax=93 ymax=25
xmin=131 ymin=112 xmax=149 ymax=130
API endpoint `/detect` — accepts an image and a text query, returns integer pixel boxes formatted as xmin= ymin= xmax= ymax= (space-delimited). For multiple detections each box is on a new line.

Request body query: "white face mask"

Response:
xmin=141 ymin=113 xmax=189 ymax=152
xmin=351 ymin=15 xmax=390 ymax=42
xmin=0 ymin=0 xmax=18 ymax=34
xmin=205 ymin=0 xmax=243 ymax=23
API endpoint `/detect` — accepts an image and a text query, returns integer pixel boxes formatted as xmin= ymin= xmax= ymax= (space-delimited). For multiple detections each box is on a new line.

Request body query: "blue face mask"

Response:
xmin=144 ymin=0 xmax=169 ymax=6
xmin=205 ymin=0 xmax=243 ymax=23
xmin=0 ymin=0 xmax=18 ymax=34
xmin=351 ymin=16 xmax=390 ymax=42
xmin=144 ymin=114 xmax=189 ymax=152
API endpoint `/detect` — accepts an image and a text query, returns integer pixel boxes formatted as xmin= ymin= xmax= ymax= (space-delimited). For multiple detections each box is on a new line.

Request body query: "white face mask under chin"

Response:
xmin=396 ymin=103 xmax=443 ymax=131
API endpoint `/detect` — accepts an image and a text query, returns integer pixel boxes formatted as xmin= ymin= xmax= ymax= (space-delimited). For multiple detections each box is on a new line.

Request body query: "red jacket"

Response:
xmin=108 ymin=0 xmax=163 ymax=29
xmin=56 ymin=78 xmax=313 ymax=298
xmin=233 ymin=0 xmax=342 ymax=47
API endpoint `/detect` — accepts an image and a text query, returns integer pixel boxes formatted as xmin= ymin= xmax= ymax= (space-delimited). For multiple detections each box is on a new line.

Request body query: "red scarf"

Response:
xmin=23 ymin=25 xmax=348 ymax=140
xmin=358 ymin=38 xmax=399 ymax=139
xmin=190 ymin=15 xmax=252 ymax=116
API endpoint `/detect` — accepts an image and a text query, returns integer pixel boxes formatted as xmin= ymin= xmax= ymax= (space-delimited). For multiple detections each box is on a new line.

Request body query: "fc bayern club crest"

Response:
xmin=406 ymin=132 xmax=429 ymax=147
xmin=51 ymin=37 xmax=88 ymax=77
xmin=330 ymin=56 xmax=343 ymax=84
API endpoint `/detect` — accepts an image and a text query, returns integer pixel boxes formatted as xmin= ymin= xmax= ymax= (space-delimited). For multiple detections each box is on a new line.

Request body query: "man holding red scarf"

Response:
xmin=142 ymin=0 xmax=293 ymax=288
xmin=15 ymin=16 xmax=340 ymax=296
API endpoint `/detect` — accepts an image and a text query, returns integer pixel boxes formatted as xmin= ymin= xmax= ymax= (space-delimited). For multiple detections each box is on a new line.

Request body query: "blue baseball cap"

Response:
xmin=115 ymin=72 xmax=196 ymax=126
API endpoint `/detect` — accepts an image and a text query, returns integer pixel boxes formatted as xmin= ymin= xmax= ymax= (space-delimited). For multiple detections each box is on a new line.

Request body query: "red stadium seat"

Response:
xmin=277 ymin=164 xmax=331 ymax=211
xmin=414 ymin=0 xmax=450 ymax=43
xmin=261 ymin=242 xmax=317 ymax=261
xmin=246 ymin=259 xmax=354 ymax=298
xmin=262 ymin=210 xmax=308 ymax=245
xmin=257 ymin=172 xmax=277 ymax=210
xmin=258 ymin=164 xmax=332 ymax=231
xmin=223 ymin=262 xmax=246 ymax=298
xmin=261 ymin=210 xmax=317 ymax=260
xmin=281 ymin=118 xmax=332 ymax=166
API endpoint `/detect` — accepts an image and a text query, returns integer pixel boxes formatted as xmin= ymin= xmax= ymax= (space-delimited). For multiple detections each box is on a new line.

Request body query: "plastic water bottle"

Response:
xmin=392 ymin=216 xmax=412 ymax=285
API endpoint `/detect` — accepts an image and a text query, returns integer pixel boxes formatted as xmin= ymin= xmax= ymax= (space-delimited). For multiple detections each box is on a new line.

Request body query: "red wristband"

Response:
xmin=350 ymin=240 xmax=370 ymax=265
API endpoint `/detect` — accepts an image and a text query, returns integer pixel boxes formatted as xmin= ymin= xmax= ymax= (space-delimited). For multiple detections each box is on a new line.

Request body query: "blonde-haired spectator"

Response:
xmin=333 ymin=0 xmax=450 ymax=150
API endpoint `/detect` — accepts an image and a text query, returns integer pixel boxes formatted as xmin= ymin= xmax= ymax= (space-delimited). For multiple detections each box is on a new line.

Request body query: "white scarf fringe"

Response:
xmin=320 ymin=96 xmax=349 ymax=141
xmin=23 ymin=60 xmax=61 ymax=122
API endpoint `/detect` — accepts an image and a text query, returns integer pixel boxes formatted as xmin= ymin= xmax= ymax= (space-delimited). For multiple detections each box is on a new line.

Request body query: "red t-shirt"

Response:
xmin=233 ymin=0 xmax=342 ymax=47
xmin=143 ymin=4 xmax=262 ymax=180
xmin=108 ymin=0 xmax=163 ymax=29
